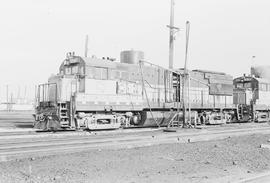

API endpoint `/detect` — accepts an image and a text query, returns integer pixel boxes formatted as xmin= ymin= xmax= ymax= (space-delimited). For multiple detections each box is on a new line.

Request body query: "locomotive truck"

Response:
xmin=34 ymin=50 xmax=241 ymax=130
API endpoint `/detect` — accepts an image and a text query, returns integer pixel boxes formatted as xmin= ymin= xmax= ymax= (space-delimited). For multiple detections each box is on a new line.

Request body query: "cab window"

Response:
xmin=65 ymin=67 xmax=71 ymax=74
xmin=71 ymin=66 xmax=78 ymax=74
xmin=244 ymin=82 xmax=251 ymax=88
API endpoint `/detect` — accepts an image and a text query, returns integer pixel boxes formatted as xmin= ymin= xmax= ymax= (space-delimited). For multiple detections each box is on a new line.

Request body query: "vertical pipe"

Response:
xmin=85 ymin=35 xmax=89 ymax=57
xmin=34 ymin=85 xmax=37 ymax=108
xmin=176 ymin=74 xmax=180 ymax=125
xmin=158 ymin=68 xmax=160 ymax=107
xmin=43 ymin=84 xmax=45 ymax=103
xmin=183 ymin=21 xmax=191 ymax=127
xmin=188 ymin=73 xmax=191 ymax=124
xmin=164 ymin=70 xmax=167 ymax=102
xmin=182 ymin=74 xmax=186 ymax=126
xmin=10 ymin=93 xmax=13 ymax=111
xmin=45 ymin=84 xmax=47 ymax=102
xmin=44 ymin=84 xmax=46 ymax=102
xmin=37 ymin=85 xmax=40 ymax=106
xmin=55 ymin=83 xmax=57 ymax=105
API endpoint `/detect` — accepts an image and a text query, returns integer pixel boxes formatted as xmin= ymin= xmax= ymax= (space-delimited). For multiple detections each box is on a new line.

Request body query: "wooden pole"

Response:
xmin=168 ymin=0 xmax=175 ymax=69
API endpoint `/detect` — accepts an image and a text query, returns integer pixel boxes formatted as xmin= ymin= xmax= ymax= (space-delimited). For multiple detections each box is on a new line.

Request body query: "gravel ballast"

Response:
xmin=1 ymin=133 xmax=270 ymax=183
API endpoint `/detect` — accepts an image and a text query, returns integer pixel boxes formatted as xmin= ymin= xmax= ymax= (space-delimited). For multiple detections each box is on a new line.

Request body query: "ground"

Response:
xmin=1 ymin=133 xmax=270 ymax=183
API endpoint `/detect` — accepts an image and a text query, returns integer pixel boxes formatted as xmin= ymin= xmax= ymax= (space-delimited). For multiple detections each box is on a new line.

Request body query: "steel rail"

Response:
xmin=1 ymin=126 xmax=270 ymax=161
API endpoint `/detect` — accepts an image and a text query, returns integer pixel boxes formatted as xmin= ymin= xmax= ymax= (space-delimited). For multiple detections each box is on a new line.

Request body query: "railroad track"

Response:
xmin=1 ymin=126 xmax=270 ymax=162
xmin=0 ymin=111 xmax=34 ymax=128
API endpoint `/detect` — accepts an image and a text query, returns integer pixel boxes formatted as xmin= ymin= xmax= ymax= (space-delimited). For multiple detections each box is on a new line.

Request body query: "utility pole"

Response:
xmin=182 ymin=21 xmax=191 ymax=128
xmin=168 ymin=0 xmax=179 ymax=69
xmin=84 ymin=35 xmax=89 ymax=57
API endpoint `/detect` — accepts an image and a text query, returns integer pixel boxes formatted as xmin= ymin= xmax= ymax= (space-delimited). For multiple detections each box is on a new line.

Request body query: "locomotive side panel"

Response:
xmin=255 ymin=79 xmax=270 ymax=109
xmin=183 ymin=70 xmax=234 ymax=110
xmin=179 ymin=70 xmax=235 ymax=124
xmin=78 ymin=59 xmax=174 ymax=110
xmin=75 ymin=93 xmax=144 ymax=112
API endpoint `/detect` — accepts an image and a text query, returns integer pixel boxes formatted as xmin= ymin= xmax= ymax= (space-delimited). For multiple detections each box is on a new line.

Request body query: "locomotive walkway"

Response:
xmin=1 ymin=123 xmax=270 ymax=162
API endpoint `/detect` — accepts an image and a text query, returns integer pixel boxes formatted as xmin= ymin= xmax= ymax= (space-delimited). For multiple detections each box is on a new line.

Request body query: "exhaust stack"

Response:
xmin=84 ymin=35 xmax=89 ymax=57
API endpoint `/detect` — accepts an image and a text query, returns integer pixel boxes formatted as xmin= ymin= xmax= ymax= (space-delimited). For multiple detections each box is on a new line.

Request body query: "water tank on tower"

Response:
xmin=120 ymin=50 xmax=144 ymax=64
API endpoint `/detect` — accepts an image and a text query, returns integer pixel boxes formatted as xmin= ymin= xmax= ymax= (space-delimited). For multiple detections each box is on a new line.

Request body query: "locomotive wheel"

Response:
xmin=200 ymin=115 xmax=205 ymax=125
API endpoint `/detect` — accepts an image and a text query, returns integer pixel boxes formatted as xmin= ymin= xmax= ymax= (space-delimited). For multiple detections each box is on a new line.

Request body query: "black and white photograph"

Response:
xmin=1 ymin=0 xmax=270 ymax=182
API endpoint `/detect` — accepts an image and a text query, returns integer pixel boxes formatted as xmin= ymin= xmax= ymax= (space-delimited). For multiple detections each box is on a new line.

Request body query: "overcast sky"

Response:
xmin=0 ymin=0 xmax=270 ymax=86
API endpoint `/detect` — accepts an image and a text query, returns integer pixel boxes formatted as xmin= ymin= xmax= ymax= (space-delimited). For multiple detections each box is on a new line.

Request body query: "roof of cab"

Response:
xmin=234 ymin=76 xmax=270 ymax=84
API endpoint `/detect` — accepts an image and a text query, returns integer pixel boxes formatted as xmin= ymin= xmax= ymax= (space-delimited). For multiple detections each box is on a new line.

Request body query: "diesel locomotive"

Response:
xmin=233 ymin=66 xmax=270 ymax=123
xmin=35 ymin=50 xmax=252 ymax=130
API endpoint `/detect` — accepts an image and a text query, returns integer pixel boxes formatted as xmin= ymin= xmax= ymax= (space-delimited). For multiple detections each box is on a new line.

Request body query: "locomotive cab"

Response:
xmin=233 ymin=75 xmax=270 ymax=122
xmin=233 ymin=76 xmax=255 ymax=122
